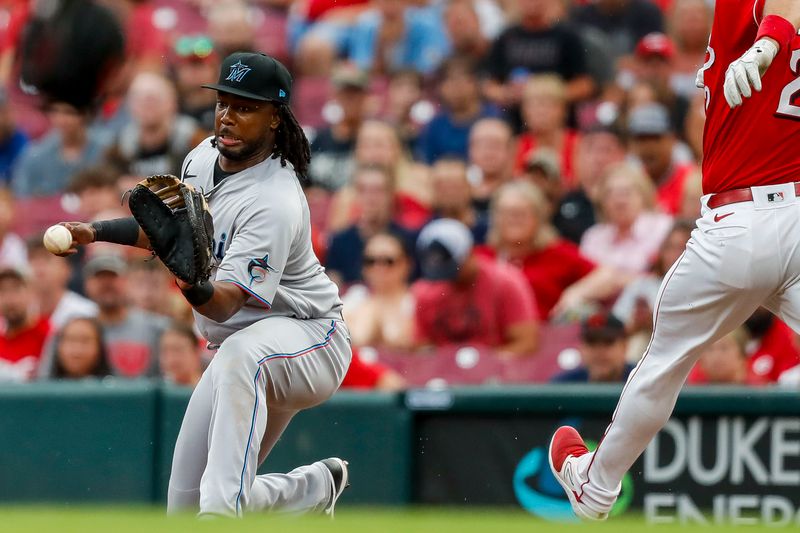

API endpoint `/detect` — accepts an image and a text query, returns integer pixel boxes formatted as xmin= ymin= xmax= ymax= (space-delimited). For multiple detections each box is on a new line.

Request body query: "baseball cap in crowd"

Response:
xmin=332 ymin=64 xmax=370 ymax=91
xmin=627 ymin=103 xmax=672 ymax=137
xmin=416 ymin=219 xmax=474 ymax=281
xmin=83 ymin=254 xmax=128 ymax=277
xmin=581 ymin=311 xmax=627 ymax=345
xmin=525 ymin=148 xmax=561 ymax=182
xmin=0 ymin=266 xmax=27 ymax=284
xmin=635 ymin=32 xmax=675 ymax=60
xmin=203 ymin=52 xmax=292 ymax=104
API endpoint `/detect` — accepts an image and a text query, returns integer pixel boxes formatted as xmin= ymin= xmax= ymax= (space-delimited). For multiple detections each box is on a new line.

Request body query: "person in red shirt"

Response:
xmin=412 ymin=218 xmax=539 ymax=355
xmin=340 ymin=348 xmax=406 ymax=391
xmin=513 ymin=74 xmax=580 ymax=187
xmin=475 ymin=181 xmax=627 ymax=320
xmin=688 ymin=308 xmax=800 ymax=384
xmin=627 ymin=102 xmax=697 ymax=215
xmin=0 ymin=267 xmax=50 ymax=381
xmin=549 ymin=1 xmax=800 ymax=521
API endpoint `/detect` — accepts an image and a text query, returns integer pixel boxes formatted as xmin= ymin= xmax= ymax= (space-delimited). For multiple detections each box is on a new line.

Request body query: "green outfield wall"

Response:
xmin=1 ymin=382 xmax=798 ymax=525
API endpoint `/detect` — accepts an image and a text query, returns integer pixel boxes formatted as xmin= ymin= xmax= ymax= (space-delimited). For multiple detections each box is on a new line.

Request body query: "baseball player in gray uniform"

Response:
xmin=58 ymin=52 xmax=352 ymax=517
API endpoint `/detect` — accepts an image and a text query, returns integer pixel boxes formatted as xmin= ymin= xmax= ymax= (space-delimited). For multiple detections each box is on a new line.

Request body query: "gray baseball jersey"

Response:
xmin=180 ymin=137 xmax=343 ymax=345
xmin=168 ymin=137 xmax=352 ymax=517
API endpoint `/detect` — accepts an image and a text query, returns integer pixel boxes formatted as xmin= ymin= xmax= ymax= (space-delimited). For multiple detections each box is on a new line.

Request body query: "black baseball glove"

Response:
xmin=128 ymin=175 xmax=214 ymax=285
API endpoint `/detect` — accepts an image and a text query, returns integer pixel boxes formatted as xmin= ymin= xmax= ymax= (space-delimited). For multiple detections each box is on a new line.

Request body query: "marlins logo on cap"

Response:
xmin=225 ymin=60 xmax=252 ymax=83
xmin=203 ymin=52 xmax=292 ymax=104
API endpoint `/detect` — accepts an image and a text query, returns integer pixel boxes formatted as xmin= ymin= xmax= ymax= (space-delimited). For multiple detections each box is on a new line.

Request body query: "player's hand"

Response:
xmin=56 ymin=222 xmax=96 ymax=256
xmin=724 ymin=38 xmax=778 ymax=108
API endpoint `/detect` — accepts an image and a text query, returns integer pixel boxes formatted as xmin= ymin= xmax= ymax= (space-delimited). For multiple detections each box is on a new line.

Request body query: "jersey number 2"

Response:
xmin=777 ymin=49 xmax=800 ymax=119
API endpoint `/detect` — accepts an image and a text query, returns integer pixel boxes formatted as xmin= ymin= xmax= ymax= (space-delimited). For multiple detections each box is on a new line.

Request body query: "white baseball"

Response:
xmin=43 ymin=225 xmax=73 ymax=254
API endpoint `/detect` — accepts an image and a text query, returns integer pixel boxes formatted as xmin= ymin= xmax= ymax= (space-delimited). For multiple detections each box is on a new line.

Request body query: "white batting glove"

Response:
xmin=724 ymin=38 xmax=778 ymax=108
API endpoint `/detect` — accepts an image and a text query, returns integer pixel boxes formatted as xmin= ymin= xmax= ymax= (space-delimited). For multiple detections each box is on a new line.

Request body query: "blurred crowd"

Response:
xmin=1 ymin=0 xmax=799 ymax=391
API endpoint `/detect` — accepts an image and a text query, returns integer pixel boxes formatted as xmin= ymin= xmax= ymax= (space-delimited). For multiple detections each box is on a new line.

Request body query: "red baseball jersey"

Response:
xmin=701 ymin=0 xmax=800 ymax=193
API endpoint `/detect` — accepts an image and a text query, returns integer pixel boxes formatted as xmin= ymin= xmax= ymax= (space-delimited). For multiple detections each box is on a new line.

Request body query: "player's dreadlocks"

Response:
xmin=272 ymin=104 xmax=310 ymax=180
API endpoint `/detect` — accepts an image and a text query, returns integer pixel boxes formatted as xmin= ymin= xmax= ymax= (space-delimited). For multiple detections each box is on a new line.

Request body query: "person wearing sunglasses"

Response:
xmin=342 ymin=232 xmax=415 ymax=350
xmin=172 ymin=35 xmax=219 ymax=132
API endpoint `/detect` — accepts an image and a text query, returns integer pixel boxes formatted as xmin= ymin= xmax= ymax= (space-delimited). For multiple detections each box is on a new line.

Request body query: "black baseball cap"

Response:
xmin=581 ymin=311 xmax=626 ymax=345
xmin=202 ymin=52 xmax=292 ymax=104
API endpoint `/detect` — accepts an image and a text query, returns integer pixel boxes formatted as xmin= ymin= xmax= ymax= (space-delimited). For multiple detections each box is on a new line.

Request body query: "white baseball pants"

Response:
xmin=573 ymin=182 xmax=800 ymax=512
xmin=167 ymin=316 xmax=351 ymax=517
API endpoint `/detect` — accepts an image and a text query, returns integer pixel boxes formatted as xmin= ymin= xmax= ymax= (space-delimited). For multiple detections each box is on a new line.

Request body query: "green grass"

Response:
xmin=0 ymin=507 xmax=786 ymax=533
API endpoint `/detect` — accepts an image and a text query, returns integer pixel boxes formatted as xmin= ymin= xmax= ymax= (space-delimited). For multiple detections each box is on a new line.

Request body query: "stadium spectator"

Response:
xmin=691 ymin=328 xmax=762 ymax=386
xmin=340 ymin=348 xmax=406 ymax=391
xmin=171 ymin=35 xmax=219 ymax=132
xmin=742 ymin=309 xmax=800 ymax=383
xmin=570 ymin=0 xmax=664 ymax=61
xmin=381 ymin=69 xmax=431 ymax=153
xmin=0 ymin=188 xmax=26 ymax=270
xmin=667 ymin=0 xmax=713 ymax=98
xmin=308 ymin=65 xmax=370 ymax=192
xmin=412 ymin=218 xmax=539 ymax=355
xmin=678 ymin=168 xmax=703 ymax=221
xmin=442 ymin=0 xmax=493 ymax=63
xmin=476 ymin=181 xmax=622 ymax=320
xmin=551 ymin=311 xmax=635 ymax=383
xmin=159 ymin=322 xmax=204 ymax=388
xmin=348 ymin=0 xmax=451 ymax=76
xmin=342 ymin=232 xmax=415 ymax=350
xmin=127 ymin=259 xmax=189 ymax=322
xmin=82 ymin=254 xmax=168 ymax=378
xmin=683 ymin=91 xmax=705 ymax=162
xmin=514 ymin=74 xmax=579 ymax=185
xmin=468 ymin=118 xmax=515 ymax=212
xmin=580 ymin=162 xmax=673 ymax=274
xmin=207 ymin=0 xmax=258 ymax=59
xmin=12 ymin=102 xmax=109 ymax=199
xmin=518 ymin=149 xmax=563 ymax=215
xmin=484 ymin=0 xmax=594 ymax=113
xmin=67 ymin=165 xmax=123 ymax=221
xmin=418 ymin=56 xmax=500 ymax=164
xmin=326 ymin=164 xmax=416 ymax=286
xmin=26 ymin=237 xmax=97 ymax=330
xmin=612 ymin=219 xmax=693 ymax=360
xmin=689 ymin=308 xmax=800 ymax=385
xmin=0 ymin=89 xmax=28 ymax=185
xmin=627 ymin=103 xmax=697 ymax=215
xmin=106 ymin=72 xmax=205 ymax=178
xmin=429 ymin=158 xmax=489 ymax=244
xmin=48 ymin=317 xmax=111 ymax=380
xmin=553 ymin=124 xmax=626 ymax=244
xmin=0 ymin=267 xmax=50 ymax=382
xmin=328 ymin=120 xmax=431 ymax=232
xmin=626 ymin=33 xmax=690 ymax=139
xmin=290 ymin=0 xmax=370 ymax=76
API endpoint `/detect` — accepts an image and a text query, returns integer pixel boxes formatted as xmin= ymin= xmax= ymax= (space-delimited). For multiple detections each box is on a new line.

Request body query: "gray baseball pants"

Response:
xmin=166 ymin=316 xmax=351 ymax=517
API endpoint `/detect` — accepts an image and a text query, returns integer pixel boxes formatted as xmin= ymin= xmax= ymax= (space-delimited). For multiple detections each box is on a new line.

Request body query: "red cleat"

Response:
xmin=548 ymin=426 xmax=609 ymax=521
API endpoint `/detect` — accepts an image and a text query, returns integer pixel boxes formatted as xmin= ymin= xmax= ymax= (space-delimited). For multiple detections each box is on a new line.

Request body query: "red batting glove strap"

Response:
xmin=756 ymin=14 xmax=796 ymax=50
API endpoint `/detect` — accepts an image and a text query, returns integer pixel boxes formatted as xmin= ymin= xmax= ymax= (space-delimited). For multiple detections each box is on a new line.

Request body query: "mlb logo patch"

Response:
xmin=768 ymin=192 xmax=785 ymax=203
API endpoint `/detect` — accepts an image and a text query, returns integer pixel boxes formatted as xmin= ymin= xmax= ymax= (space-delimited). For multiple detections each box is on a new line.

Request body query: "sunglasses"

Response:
xmin=174 ymin=36 xmax=214 ymax=60
xmin=363 ymin=256 xmax=400 ymax=267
